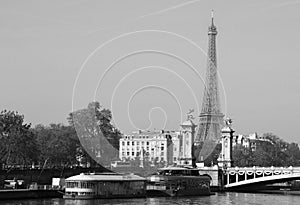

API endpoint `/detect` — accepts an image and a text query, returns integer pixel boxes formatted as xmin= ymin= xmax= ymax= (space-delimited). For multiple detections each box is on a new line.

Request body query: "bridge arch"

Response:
xmin=224 ymin=166 xmax=300 ymax=190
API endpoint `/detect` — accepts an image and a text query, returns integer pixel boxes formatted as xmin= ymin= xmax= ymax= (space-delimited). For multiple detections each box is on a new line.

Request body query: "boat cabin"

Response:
xmin=157 ymin=166 xmax=201 ymax=176
xmin=64 ymin=172 xmax=146 ymax=199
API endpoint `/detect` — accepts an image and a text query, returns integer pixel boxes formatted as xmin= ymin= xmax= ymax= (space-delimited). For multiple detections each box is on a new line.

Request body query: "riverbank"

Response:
xmin=0 ymin=167 xmax=108 ymax=188
xmin=0 ymin=189 xmax=64 ymax=200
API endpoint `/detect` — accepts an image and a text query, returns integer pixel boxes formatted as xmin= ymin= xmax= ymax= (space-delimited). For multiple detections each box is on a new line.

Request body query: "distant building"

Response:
xmin=118 ymin=118 xmax=197 ymax=166
xmin=233 ymin=133 xmax=273 ymax=151
xmin=119 ymin=130 xmax=180 ymax=165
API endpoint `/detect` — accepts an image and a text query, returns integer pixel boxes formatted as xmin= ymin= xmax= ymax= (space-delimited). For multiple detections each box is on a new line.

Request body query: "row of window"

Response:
xmin=121 ymin=151 xmax=165 ymax=157
xmin=66 ymin=181 xmax=144 ymax=189
xmin=123 ymin=135 xmax=166 ymax=139
xmin=122 ymin=146 xmax=165 ymax=152
xmin=121 ymin=141 xmax=166 ymax=146
xmin=66 ymin=182 xmax=95 ymax=189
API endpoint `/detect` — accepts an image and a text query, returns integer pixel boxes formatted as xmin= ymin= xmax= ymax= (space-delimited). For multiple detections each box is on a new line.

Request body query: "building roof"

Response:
xmin=159 ymin=165 xmax=196 ymax=171
xmin=221 ymin=126 xmax=233 ymax=132
xmin=65 ymin=172 xmax=146 ymax=182
xmin=181 ymin=120 xmax=195 ymax=126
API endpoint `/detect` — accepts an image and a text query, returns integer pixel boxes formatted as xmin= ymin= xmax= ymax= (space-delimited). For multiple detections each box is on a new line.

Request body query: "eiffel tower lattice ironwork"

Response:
xmin=194 ymin=11 xmax=224 ymax=162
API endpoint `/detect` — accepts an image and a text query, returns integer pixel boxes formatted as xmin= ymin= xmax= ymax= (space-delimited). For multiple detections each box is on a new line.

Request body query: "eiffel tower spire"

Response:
xmin=194 ymin=11 xmax=224 ymax=162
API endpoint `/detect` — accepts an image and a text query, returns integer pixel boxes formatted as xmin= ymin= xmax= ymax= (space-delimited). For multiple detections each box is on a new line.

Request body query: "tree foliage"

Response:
xmin=233 ymin=133 xmax=300 ymax=167
xmin=34 ymin=124 xmax=80 ymax=168
xmin=68 ymin=102 xmax=122 ymax=167
xmin=0 ymin=110 xmax=38 ymax=168
xmin=0 ymin=103 xmax=121 ymax=169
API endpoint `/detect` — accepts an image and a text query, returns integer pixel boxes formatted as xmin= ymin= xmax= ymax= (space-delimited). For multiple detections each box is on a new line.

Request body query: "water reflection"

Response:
xmin=1 ymin=192 xmax=300 ymax=205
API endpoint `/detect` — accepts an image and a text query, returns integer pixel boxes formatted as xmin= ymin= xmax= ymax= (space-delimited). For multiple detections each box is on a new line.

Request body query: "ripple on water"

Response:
xmin=1 ymin=192 xmax=300 ymax=205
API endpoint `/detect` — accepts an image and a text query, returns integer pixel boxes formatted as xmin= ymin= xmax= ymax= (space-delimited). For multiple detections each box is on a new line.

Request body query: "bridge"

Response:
xmin=223 ymin=166 xmax=300 ymax=190
xmin=202 ymin=121 xmax=300 ymax=191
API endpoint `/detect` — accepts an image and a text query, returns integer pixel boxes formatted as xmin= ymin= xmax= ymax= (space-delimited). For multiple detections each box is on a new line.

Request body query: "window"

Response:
xmin=127 ymin=142 xmax=130 ymax=146
xmin=127 ymin=152 xmax=129 ymax=156
xmin=122 ymin=141 xmax=125 ymax=146
xmin=132 ymin=152 xmax=134 ymax=156
xmin=81 ymin=182 xmax=87 ymax=188
xmin=146 ymin=142 xmax=149 ymax=145
xmin=161 ymin=147 xmax=164 ymax=151
xmin=132 ymin=141 xmax=134 ymax=145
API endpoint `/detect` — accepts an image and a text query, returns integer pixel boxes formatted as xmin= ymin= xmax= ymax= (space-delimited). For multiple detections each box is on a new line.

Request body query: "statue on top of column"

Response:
xmin=187 ymin=109 xmax=195 ymax=121
xmin=224 ymin=118 xmax=232 ymax=127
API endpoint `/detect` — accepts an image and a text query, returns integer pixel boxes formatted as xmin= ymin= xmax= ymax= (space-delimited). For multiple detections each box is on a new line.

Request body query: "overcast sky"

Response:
xmin=1 ymin=0 xmax=300 ymax=142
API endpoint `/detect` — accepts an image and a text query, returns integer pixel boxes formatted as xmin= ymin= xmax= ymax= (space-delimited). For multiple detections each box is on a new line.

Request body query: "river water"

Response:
xmin=1 ymin=192 xmax=299 ymax=205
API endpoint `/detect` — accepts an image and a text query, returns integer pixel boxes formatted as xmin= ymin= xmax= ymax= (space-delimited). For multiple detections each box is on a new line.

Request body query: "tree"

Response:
xmin=261 ymin=133 xmax=289 ymax=166
xmin=68 ymin=102 xmax=122 ymax=167
xmin=34 ymin=124 xmax=80 ymax=168
xmin=203 ymin=143 xmax=222 ymax=166
xmin=193 ymin=141 xmax=222 ymax=166
xmin=252 ymin=143 xmax=273 ymax=167
xmin=232 ymin=144 xmax=254 ymax=167
xmin=0 ymin=110 xmax=38 ymax=168
xmin=233 ymin=133 xmax=300 ymax=167
xmin=285 ymin=143 xmax=300 ymax=166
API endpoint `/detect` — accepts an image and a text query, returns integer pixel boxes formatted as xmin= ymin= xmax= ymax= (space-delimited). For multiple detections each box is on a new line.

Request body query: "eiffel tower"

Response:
xmin=194 ymin=11 xmax=224 ymax=162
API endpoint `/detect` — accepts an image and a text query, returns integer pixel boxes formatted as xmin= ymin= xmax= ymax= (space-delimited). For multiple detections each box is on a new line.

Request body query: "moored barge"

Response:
xmin=147 ymin=166 xmax=211 ymax=197
xmin=64 ymin=172 xmax=146 ymax=199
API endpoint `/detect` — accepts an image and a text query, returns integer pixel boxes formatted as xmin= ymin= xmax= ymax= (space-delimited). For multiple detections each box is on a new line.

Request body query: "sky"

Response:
xmin=1 ymin=0 xmax=300 ymax=142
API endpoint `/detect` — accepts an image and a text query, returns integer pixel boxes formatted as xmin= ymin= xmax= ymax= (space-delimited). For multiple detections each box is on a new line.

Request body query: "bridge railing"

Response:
xmin=223 ymin=166 xmax=300 ymax=186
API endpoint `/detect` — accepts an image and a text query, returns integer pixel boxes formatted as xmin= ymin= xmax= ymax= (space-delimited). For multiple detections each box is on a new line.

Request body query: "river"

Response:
xmin=1 ymin=192 xmax=299 ymax=205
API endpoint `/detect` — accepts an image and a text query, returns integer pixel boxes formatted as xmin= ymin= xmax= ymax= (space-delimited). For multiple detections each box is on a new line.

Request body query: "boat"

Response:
xmin=63 ymin=172 xmax=146 ymax=199
xmin=0 ymin=181 xmax=64 ymax=200
xmin=146 ymin=166 xmax=211 ymax=197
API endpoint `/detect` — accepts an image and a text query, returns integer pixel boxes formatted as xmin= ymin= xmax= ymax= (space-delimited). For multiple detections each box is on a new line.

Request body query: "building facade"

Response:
xmin=232 ymin=133 xmax=273 ymax=151
xmin=119 ymin=118 xmax=197 ymax=166
xmin=119 ymin=130 xmax=180 ymax=165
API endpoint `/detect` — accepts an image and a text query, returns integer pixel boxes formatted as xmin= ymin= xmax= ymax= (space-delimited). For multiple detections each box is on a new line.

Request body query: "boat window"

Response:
xmin=191 ymin=170 xmax=200 ymax=176
xmin=66 ymin=182 xmax=80 ymax=188
xmin=158 ymin=169 xmax=202 ymax=176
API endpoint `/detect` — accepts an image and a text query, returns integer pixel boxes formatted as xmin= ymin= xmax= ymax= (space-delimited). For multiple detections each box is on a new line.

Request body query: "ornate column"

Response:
xmin=218 ymin=118 xmax=234 ymax=168
xmin=179 ymin=110 xmax=197 ymax=166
